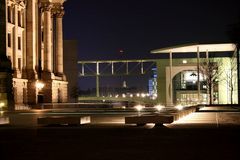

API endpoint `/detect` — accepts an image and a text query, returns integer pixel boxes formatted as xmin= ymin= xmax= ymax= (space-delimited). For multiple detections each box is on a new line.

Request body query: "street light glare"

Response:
xmin=175 ymin=104 xmax=184 ymax=110
xmin=134 ymin=105 xmax=145 ymax=111
xmin=154 ymin=104 xmax=164 ymax=111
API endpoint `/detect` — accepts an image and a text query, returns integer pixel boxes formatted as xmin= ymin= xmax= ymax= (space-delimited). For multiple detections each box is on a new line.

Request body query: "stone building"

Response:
xmin=2 ymin=0 xmax=68 ymax=108
xmin=63 ymin=40 xmax=78 ymax=103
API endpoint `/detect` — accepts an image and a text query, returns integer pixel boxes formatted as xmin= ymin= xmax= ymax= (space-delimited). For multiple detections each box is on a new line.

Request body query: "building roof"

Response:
xmin=151 ymin=43 xmax=236 ymax=54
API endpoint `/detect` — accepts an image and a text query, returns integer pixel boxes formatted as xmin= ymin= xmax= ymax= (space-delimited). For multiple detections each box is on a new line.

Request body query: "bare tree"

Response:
xmin=223 ymin=50 xmax=238 ymax=104
xmin=200 ymin=58 xmax=222 ymax=105
xmin=227 ymin=17 xmax=240 ymax=103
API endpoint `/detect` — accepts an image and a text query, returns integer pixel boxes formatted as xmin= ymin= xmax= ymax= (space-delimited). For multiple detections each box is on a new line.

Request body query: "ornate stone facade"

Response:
xmin=5 ymin=0 xmax=68 ymax=107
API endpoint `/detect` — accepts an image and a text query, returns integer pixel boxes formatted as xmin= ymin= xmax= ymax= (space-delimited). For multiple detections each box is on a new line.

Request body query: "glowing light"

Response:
xmin=36 ymin=81 xmax=45 ymax=90
xmin=141 ymin=93 xmax=146 ymax=98
xmin=130 ymin=94 xmax=133 ymax=98
xmin=136 ymin=93 xmax=140 ymax=97
xmin=0 ymin=102 xmax=4 ymax=108
xmin=175 ymin=104 xmax=184 ymax=110
xmin=154 ymin=104 xmax=164 ymax=112
xmin=134 ymin=104 xmax=145 ymax=112
xmin=115 ymin=94 xmax=119 ymax=98
xmin=182 ymin=60 xmax=187 ymax=64
xmin=122 ymin=94 xmax=126 ymax=98
xmin=151 ymin=96 xmax=157 ymax=100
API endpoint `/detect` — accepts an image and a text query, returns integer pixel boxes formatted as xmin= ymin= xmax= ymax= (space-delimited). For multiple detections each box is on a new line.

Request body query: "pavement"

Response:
xmin=0 ymin=106 xmax=240 ymax=160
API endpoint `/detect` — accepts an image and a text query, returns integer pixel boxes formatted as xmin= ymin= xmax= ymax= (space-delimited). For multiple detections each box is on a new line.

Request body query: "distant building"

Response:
xmin=63 ymin=40 xmax=78 ymax=102
xmin=148 ymin=67 xmax=157 ymax=98
xmin=151 ymin=43 xmax=238 ymax=106
xmin=1 ymin=0 xmax=68 ymax=110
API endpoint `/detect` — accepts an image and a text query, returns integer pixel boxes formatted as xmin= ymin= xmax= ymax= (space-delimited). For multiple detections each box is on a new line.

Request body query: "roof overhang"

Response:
xmin=151 ymin=43 xmax=237 ymax=54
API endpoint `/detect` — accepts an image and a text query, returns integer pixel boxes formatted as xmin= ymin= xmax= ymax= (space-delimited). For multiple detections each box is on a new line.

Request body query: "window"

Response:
xmin=7 ymin=6 xmax=11 ymax=23
xmin=18 ymin=37 xmax=21 ymax=50
xmin=18 ymin=11 xmax=21 ymax=27
xmin=18 ymin=58 xmax=21 ymax=70
xmin=8 ymin=33 xmax=11 ymax=47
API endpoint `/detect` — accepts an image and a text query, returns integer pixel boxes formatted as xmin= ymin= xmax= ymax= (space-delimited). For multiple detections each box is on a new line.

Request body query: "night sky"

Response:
xmin=63 ymin=0 xmax=240 ymax=90
xmin=63 ymin=0 xmax=240 ymax=60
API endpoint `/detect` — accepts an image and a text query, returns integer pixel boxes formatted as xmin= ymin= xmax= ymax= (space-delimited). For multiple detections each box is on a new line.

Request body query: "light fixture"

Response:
xmin=154 ymin=104 xmax=164 ymax=112
xmin=0 ymin=102 xmax=4 ymax=108
xmin=175 ymin=104 xmax=184 ymax=110
xmin=134 ymin=104 xmax=144 ymax=112
xmin=36 ymin=81 xmax=45 ymax=90
xmin=134 ymin=104 xmax=145 ymax=116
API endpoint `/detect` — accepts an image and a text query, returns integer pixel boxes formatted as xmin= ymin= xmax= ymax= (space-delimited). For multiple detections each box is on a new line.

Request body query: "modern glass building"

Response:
xmin=151 ymin=43 xmax=238 ymax=106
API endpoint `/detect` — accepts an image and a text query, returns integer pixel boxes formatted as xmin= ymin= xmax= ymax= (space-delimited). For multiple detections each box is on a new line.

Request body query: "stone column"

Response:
xmin=13 ymin=4 xmax=19 ymax=77
xmin=55 ymin=7 xmax=64 ymax=76
xmin=42 ymin=3 xmax=52 ymax=73
xmin=26 ymin=0 xmax=37 ymax=79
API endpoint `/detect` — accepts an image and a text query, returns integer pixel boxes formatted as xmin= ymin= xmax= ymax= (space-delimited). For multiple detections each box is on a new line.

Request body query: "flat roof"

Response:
xmin=151 ymin=43 xmax=236 ymax=54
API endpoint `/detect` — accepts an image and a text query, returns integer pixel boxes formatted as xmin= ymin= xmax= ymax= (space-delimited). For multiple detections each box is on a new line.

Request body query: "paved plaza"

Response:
xmin=1 ymin=106 xmax=240 ymax=160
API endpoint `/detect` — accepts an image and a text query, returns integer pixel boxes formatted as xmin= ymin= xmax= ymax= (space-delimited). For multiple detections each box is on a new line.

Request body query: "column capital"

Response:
xmin=40 ymin=2 xmax=52 ymax=12
xmin=52 ymin=4 xmax=65 ymax=17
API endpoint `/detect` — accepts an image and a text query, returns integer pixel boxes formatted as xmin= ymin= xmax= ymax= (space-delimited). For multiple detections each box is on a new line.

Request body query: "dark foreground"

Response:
xmin=1 ymin=125 xmax=240 ymax=160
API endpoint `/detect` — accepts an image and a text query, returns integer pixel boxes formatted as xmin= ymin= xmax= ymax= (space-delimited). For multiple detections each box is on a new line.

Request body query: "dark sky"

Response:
xmin=63 ymin=0 xmax=240 ymax=61
xmin=63 ymin=0 xmax=240 ymax=90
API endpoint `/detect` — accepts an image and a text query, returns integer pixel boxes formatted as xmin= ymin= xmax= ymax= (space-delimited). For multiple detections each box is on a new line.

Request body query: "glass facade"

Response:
xmin=148 ymin=67 xmax=157 ymax=97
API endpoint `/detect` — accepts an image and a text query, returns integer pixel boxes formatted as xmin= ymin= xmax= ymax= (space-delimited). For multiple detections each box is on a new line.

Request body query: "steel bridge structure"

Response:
xmin=78 ymin=59 xmax=157 ymax=104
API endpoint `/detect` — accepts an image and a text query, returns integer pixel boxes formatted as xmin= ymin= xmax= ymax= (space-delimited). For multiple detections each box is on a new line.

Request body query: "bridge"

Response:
xmin=78 ymin=59 xmax=157 ymax=104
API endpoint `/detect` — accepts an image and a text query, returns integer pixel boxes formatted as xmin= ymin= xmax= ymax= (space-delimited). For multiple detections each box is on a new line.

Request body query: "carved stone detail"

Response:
xmin=40 ymin=2 xmax=52 ymax=12
xmin=52 ymin=4 xmax=64 ymax=17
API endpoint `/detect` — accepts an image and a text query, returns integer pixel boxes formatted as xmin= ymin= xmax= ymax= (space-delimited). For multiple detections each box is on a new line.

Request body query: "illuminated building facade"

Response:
xmin=148 ymin=67 xmax=157 ymax=97
xmin=151 ymin=43 xmax=238 ymax=106
xmin=1 ymin=0 xmax=68 ymax=109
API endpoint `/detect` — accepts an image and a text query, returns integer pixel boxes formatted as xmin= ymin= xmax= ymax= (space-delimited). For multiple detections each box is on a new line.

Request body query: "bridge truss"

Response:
xmin=78 ymin=59 xmax=157 ymax=103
